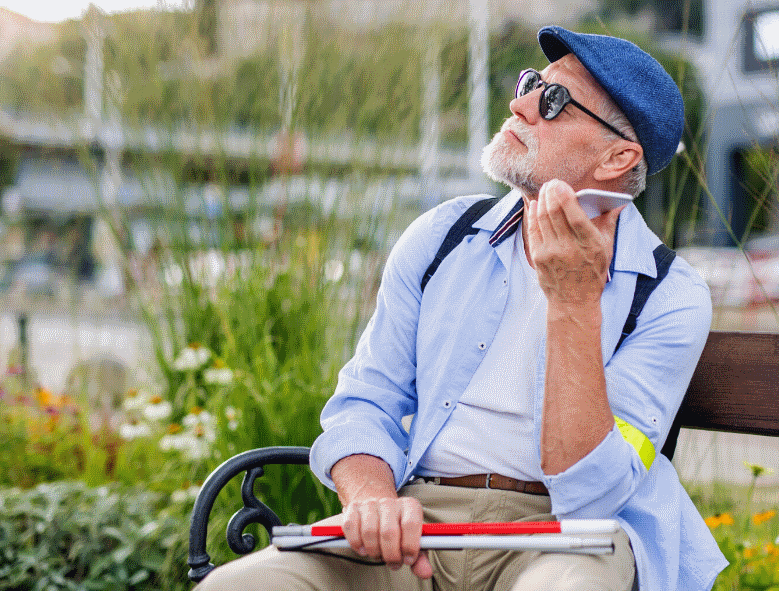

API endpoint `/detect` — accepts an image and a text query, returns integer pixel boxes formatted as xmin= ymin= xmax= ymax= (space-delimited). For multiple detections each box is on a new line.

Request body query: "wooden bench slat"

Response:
xmin=677 ymin=331 xmax=779 ymax=437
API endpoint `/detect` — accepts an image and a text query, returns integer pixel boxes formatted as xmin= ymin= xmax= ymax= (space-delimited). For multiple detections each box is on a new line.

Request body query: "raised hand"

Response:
xmin=525 ymin=179 xmax=624 ymax=308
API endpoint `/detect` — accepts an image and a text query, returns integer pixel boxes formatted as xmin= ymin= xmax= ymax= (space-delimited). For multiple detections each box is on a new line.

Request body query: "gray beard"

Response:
xmin=480 ymin=123 xmax=541 ymax=193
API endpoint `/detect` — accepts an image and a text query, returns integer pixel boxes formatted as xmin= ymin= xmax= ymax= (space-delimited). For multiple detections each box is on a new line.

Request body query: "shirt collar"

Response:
xmin=474 ymin=189 xmax=660 ymax=279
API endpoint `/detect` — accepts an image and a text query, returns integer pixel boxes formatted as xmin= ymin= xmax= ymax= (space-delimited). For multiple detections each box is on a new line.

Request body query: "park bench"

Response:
xmin=187 ymin=329 xmax=779 ymax=583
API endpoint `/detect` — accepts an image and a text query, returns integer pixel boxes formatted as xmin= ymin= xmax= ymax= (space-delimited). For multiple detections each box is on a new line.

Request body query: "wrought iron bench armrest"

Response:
xmin=187 ymin=446 xmax=311 ymax=583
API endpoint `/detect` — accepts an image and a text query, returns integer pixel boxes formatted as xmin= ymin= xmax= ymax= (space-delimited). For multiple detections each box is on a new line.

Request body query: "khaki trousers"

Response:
xmin=195 ymin=482 xmax=637 ymax=591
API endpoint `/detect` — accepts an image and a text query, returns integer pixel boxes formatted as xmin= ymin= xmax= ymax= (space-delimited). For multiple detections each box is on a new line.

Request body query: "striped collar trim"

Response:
xmin=488 ymin=198 xmax=524 ymax=248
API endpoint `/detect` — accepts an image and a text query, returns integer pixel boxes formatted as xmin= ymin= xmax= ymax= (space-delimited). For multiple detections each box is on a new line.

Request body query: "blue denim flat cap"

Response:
xmin=537 ymin=26 xmax=684 ymax=175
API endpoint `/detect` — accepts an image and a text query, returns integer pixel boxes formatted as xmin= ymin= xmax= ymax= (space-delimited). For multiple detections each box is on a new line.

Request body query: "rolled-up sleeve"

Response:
xmin=310 ymin=206 xmax=447 ymax=490
xmin=543 ymin=262 xmax=712 ymax=519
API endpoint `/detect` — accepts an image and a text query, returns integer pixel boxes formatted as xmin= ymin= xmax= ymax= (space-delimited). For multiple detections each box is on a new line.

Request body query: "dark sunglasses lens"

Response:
xmin=540 ymin=84 xmax=569 ymax=119
xmin=516 ymin=71 xmax=539 ymax=98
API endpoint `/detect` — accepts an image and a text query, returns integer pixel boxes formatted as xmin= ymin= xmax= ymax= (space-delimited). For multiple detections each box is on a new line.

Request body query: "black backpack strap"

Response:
xmin=661 ymin=405 xmax=685 ymax=460
xmin=611 ymin=243 xmax=681 ymax=460
xmin=420 ymin=197 xmax=500 ymax=293
xmin=614 ymin=243 xmax=676 ymax=353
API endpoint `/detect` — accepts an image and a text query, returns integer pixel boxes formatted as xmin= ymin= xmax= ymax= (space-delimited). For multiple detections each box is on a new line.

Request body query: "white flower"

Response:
xmin=203 ymin=367 xmax=234 ymax=385
xmin=182 ymin=409 xmax=213 ymax=428
xmin=119 ymin=421 xmax=152 ymax=440
xmin=160 ymin=412 xmax=215 ymax=460
xmin=122 ymin=389 xmax=151 ymax=411
xmin=171 ymin=485 xmax=202 ymax=503
xmin=159 ymin=434 xmax=178 ymax=452
xmin=172 ymin=345 xmax=211 ymax=371
xmin=224 ymin=406 xmax=238 ymax=421
xmin=349 ymin=250 xmax=364 ymax=273
xmin=193 ymin=423 xmax=217 ymax=443
xmin=163 ymin=263 xmax=184 ymax=287
xmin=228 ymin=420 xmax=239 ymax=431
xmin=324 ymin=259 xmax=344 ymax=282
xmin=143 ymin=396 xmax=173 ymax=421
xmin=139 ymin=521 xmax=159 ymax=537
xmin=174 ymin=433 xmax=213 ymax=460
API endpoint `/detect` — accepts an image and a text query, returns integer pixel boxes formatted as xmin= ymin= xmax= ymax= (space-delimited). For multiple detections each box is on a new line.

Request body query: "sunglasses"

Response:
xmin=515 ymin=69 xmax=632 ymax=141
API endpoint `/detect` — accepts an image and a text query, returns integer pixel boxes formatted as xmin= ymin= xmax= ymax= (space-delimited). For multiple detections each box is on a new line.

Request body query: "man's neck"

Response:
xmin=520 ymin=193 xmax=537 ymax=269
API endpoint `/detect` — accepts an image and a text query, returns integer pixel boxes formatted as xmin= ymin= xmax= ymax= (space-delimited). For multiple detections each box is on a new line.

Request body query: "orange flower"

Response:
xmin=719 ymin=513 xmax=735 ymax=526
xmin=36 ymin=387 xmax=57 ymax=408
xmin=744 ymin=546 xmax=757 ymax=559
xmin=705 ymin=513 xmax=735 ymax=529
xmin=704 ymin=515 xmax=722 ymax=529
xmin=752 ymin=510 xmax=777 ymax=526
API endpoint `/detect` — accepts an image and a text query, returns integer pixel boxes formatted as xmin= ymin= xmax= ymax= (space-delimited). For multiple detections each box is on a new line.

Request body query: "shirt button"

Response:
xmin=443 ymin=400 xmax=452 ymax=408
xmin=478 ymin=342 xmax=486 ymax=350
xmin=503 ymin=279 xmax=508 ymax=286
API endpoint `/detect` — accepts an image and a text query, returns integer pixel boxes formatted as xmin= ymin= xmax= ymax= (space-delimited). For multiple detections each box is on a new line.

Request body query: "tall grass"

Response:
xmin=2 ymin=3 xmax=779 ymax=588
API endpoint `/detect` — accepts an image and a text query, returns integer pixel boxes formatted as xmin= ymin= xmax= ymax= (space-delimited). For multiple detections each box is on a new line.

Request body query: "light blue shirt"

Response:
xmin=311 ymin=190 xmax=728 ymax=591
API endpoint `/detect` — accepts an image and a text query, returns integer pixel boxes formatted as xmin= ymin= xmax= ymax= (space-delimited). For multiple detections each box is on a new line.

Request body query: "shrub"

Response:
xmin=0 ymin=481 xmax=191 ymax=591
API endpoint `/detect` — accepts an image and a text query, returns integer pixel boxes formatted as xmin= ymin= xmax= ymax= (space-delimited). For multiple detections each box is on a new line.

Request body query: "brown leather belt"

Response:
xmin=416 ymin=473 xmax=549 ymax=496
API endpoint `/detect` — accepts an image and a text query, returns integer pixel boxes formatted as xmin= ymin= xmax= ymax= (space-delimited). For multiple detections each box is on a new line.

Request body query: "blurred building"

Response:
xmin=216 ymin=0 xmax=597 ymax=59
xmin=0 ymin=8 xmax=56 ymax=63
xmin=661 ymin=0 xmax=779 ymax=245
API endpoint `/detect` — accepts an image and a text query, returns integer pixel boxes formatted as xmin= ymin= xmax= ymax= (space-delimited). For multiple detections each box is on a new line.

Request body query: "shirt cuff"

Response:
xmin=310 ymin=424 xmax=408 ymax=491
xmin=542 ymin=424 xmax=647 ymax=518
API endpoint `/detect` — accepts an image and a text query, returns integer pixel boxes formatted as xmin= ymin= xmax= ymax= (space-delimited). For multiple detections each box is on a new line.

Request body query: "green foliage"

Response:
xmin=0 ymin=481 xmax=190 ymax=591
xmin=592 ymin=0 xmax=704 ymax=37
xmin=705 ymin=508 xmax=779 ymax=591
xmin=0 ymin=390 xmax=180 ymax=491
xmin=488 ymin=22 xmax=547 ymax=139
xmin=0 ymin=26 xmax=84 ymax=115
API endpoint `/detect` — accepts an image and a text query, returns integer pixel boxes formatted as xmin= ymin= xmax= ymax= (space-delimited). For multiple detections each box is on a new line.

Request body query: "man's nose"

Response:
xmin=509 ymin=92 xmax=540 ymax=124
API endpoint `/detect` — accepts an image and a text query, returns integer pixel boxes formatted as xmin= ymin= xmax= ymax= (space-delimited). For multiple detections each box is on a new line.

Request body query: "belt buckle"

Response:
xmin=485 ymin=473 xmax=493 ymax=489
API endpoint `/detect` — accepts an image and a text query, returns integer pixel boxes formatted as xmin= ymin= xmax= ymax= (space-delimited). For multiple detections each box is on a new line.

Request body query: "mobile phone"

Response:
xmin=576 ymin=189 xmax=633 ymax=219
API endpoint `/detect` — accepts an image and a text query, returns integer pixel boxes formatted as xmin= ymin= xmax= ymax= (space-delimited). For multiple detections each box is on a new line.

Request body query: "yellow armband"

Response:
xmin=614 ymin=416 xmax=655 ymax=470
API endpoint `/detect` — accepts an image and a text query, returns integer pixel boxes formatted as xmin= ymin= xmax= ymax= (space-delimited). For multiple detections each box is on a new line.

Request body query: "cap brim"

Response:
xmin=538 ymin=29 xmax=573 ymax=63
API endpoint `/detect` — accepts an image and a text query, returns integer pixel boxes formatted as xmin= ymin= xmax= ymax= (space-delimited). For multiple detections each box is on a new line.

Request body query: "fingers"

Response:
xmin=527 ymin=180 xmax=622 ymax=304
xmin=542 ymin=180 xmax=596 ymax=244
xmin=341 ymin=497 xmax=426 ymax=575
xmin=378 ymin=499 xmax=402 ymax=566
xmin=410 ymin=550 xmax=434 ymax=579
xmin=398 ymin=497 xmax=423 ymax=565
xmin=342 ymin=500 xmax=370 ymax=556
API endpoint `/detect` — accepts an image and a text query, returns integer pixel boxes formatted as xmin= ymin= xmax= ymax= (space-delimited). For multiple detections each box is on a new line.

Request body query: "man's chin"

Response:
xmin=481 ymin=143 xmax=512 ymax=187
xmin=481 ymin=155 xmax=538 ymax=193
xmin=481 ymin=137 xmax=540 ymax=192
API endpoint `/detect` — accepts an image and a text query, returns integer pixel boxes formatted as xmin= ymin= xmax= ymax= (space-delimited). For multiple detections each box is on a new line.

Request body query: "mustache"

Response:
xmin=500 ymin=120 xmax=536 ymax=148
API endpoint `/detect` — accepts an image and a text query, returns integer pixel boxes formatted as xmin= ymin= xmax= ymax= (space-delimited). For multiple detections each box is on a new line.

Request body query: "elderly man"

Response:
xmin=197 ymin=26 xmax=728 ymax=591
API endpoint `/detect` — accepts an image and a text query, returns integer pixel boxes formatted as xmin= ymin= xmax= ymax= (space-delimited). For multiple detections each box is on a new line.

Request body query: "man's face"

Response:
xmin=481 ymin=54 xmax=612 ymax=195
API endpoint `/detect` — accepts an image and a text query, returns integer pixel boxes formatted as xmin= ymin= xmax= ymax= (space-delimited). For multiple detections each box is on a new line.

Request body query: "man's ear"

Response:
xmin=593 ymin=141 xmax=644 ymax=182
